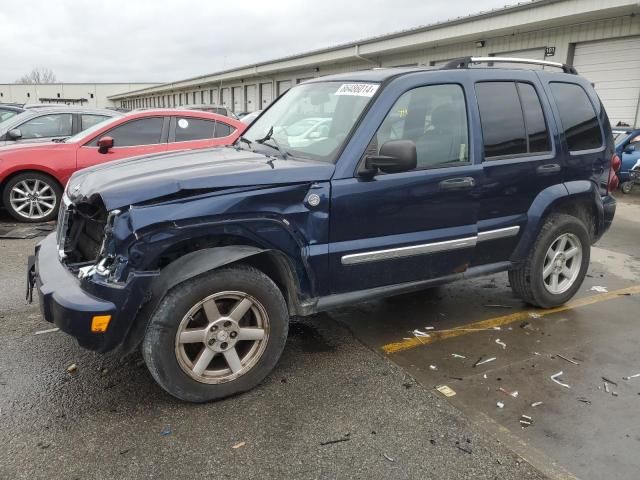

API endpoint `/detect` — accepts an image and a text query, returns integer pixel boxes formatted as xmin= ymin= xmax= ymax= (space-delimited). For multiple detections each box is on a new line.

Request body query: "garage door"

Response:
xmin=232 ymin=87 xmax=242 ymax=113
xmin=209 ymin=88 xmax=218 ymax=105
xmin=573 ymin=37 xmax=640 ymax=126
xmin=277 ymin=80 xmax=291 ymax=96
xmin=245 ymin=84 xmax=257 ymax=111
xmin=221 ymin=88 xmax=231 ymax=108
xmin=260 ymin=83 xmax=273 ymax=108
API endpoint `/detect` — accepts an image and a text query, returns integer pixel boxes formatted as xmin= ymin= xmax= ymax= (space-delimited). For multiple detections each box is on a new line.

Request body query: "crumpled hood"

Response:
xmin=67 ymin=146 xmax=335 ymax=209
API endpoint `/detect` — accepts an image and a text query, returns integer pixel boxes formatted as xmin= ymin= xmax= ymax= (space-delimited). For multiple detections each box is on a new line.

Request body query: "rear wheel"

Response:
xmin=142 ymin=265 xmax=289 ymax=402
xmin=509 ymin=213 xmax=590 ymax=308
xmin=2 ymin=172 xmax=61 ymax=222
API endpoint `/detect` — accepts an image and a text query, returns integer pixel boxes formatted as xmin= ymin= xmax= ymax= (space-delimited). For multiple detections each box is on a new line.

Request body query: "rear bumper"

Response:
xmin=598 ymin=194 xmax=616 ymax=240
xmin=30 ymin=233 xmax=155 ymax=352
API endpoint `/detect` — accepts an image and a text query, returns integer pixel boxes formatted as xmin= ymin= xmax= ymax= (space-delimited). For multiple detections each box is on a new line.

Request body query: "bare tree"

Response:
xmin=15 ymin=67 xmax=57 ymax=84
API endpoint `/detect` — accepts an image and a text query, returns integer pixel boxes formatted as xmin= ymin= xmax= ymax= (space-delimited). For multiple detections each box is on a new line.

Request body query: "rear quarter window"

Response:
xmin=549 ymin=82 xmax=603 ymax=151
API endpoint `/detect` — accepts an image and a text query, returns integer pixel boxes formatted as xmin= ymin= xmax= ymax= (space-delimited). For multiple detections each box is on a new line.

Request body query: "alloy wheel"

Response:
xmin=9 ymin=179 xmax=57 ymax=220
xmin=174 ymin=291 xmax=270 ymax=384
xmin=542 ymin=233 xmax=583 ymax=295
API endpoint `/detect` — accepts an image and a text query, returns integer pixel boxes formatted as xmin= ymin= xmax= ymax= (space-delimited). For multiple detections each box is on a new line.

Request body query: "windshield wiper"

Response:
xmin=255 ymin=126 xmax=288 ymax=159
xmin=238 ymin=136 xmax=253 ymax=151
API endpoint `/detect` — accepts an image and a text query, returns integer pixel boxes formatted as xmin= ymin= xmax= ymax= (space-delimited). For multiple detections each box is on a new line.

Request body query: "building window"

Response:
xmin=57 ymin=93 xmax=61 ymax=98
xmin=90 ymin=93 xmax=94 ymax=99
xmin=27 ymin=93 xmax=30 ymax=98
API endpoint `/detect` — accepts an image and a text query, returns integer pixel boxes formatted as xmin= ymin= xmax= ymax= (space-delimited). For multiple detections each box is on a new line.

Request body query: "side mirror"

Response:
xmin=363 ymin=140 xmax=417 ymax=175
xmin=97 ymin=136 xmax=114 ymax=154
xmin=623 ymin=143 xmax=636 ymax=154
xmin=8 ymin=129 xmax=22 ymax=140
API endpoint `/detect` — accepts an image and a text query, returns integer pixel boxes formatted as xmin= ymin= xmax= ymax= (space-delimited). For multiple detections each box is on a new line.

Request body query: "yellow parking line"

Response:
xmin=382 ymin=285 xmax=640 ymax=355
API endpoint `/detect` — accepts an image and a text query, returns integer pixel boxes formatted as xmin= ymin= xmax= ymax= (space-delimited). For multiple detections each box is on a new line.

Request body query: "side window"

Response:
xmin=476 ymin=82 xmax=527 ymax=158
xmin=374 ymin=84 xmax=469 ymax=170
xmin=476 ymin=82 xmax=551 ymax=159
xmin=97 ymin=117 xmax=163 ymax=147
xmin=518 ymin=83 xmax=552 ymax=153
xmin=174 ymin=118 xmax=216 ymax=142
xmin=550 ymin=82 xmax=603 ymax=151
xmin=81 ymin=114 xmax=110 ymax=130
xmin=18 ymin=114 xmax=73 ymax=139
xmin=214 ymin=122 xmax=234 ymax=138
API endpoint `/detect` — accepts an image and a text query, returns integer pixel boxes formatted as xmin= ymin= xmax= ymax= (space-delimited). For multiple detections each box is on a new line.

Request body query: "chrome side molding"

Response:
xmin=340 ymin=226 xmax=520 ymax=265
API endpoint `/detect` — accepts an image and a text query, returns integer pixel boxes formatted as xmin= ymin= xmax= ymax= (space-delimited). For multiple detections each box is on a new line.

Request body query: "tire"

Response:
xmin=509 ymin=213 xmax=590 ymax=308
xmin=2 ymin=172 xmax=62 ymax=222
xmin=142 ymin=265 xmax=289 ymax=402
xmin=620 ymin=181 xmax=633 ymax=194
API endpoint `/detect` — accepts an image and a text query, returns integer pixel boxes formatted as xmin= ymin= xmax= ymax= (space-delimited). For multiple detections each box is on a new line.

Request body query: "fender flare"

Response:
xmin=510 ymin=181 xmax=603 ymax=263
xmin=121 ymin=245 xmax=285 ymax=354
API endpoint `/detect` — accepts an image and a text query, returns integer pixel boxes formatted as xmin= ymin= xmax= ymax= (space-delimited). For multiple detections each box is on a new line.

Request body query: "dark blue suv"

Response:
xmin=28 ymin=57 xmax=618 ymax=402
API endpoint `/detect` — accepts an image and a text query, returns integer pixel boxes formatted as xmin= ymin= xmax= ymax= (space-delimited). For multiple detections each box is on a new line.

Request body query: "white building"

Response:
xmin=110 ymin=0 xmax=640 ymax=126
xmin=0 ymin=83 xmax=160 ymax=109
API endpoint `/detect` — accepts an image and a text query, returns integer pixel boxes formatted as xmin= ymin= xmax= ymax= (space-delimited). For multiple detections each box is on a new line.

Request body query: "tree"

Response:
xmin=15 ymin=67 xmax=57 ymax=84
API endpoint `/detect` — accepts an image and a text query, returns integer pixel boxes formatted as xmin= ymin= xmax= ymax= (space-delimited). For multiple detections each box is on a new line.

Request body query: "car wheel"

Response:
xmin=142 ymin=265 xmax=289 ymax=402
xmin=620 ymin=181 xmax=633 ymax=194
xmin=2 ymin=172 xmax=62 ymax=222
xmin=509 ymin=213 xmax=590 ymax=308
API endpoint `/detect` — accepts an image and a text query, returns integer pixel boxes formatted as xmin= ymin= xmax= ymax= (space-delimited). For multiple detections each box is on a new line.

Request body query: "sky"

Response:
xmin=0 ymin=0 xmax=514 ymax=84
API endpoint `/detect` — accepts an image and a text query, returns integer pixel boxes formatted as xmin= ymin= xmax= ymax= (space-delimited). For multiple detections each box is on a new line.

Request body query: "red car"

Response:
xmin=0 ymin=109 xmax=244 ymax=222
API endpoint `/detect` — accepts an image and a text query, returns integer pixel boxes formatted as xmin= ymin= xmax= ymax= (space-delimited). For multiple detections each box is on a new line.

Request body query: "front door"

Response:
xmin=329 ymin=83 xmax=480 ymax=293
xmin=76 ymin=116 xmax=168 ymax=170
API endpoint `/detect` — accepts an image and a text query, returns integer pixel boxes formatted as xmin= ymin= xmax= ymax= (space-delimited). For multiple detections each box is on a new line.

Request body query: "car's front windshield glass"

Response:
xmin=242 ymin=81 xmax=379 ymax=162
xmin=65 ymin=115 xmax=120 ymax=144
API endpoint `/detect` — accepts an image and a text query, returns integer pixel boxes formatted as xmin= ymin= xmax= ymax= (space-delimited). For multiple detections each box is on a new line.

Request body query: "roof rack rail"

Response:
xmin=441 ymin=56 xmax=578 ymax=74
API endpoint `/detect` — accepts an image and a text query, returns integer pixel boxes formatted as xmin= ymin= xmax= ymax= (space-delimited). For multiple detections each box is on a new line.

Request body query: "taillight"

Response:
xmin=608 ymin=153 xmax=621 ymax=192
xmin=612 ymin=153 xmax=621 ymax=172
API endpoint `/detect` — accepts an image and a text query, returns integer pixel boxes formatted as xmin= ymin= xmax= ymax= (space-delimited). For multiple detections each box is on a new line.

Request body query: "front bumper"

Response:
xmin=28 ymin=233 xmax=155 ymax=352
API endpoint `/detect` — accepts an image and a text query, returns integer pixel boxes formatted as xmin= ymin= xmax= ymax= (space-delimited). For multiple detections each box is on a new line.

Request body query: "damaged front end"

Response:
xmin=31 ymin=191 xmax=158 ymax=353
xmin=58 ymin=193 xmax=127 ymax=283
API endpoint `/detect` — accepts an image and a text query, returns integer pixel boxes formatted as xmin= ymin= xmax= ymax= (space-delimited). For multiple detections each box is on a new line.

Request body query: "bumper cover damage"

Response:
xmin=28 ymin=233 xmax=157 ymax=352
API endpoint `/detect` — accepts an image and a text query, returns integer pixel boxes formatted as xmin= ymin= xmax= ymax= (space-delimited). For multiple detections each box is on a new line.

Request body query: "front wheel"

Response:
xmin=2 ymin=172 xmax=62 ymax=222
xmin=142 ymin=265 xmax=289 ymax=402
xmin=620 ymin=181 xmax=634 ymax=194
xmin=509 ymin=213 xmax=590 ymax=308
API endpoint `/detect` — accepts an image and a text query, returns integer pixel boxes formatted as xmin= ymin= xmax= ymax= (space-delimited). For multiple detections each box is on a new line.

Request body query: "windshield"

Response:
xmin=243 ymin=81 xmax=378 ymax=162
xmin=65 ymin=115 xmax=121 ymax=143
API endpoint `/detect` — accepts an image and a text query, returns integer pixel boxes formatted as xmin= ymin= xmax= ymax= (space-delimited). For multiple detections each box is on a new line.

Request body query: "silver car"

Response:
xmin=0 ymin=106 xmax=122 ymax=147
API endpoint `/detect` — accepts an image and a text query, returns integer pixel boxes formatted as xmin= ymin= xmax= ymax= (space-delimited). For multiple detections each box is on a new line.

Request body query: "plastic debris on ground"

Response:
xmin=550 ymin=371 xmax=570 ymax=388
xmin=232 ymin=441 xmax=246 ymax=449
xmin=451 ymin=353 xmax=466 ymax=359
xmin=412 ymin=329 xmax=431 ymax=338
xmin=429 ymin=365 xmax=438 ymax=371
xmin=499 ymin=387 xmax=519 ymax=398
xmin=34 ymin=327 xmax=59 ymax=335
xmin=66 ymin=363 xmax=77 ymax=374
xmin=383 ymin=453 xmax=395 ymax=462
xmin=495 ymin=339 xmax=506 ymax=349
xmin=473 ymin=357 xmax=496 ymax=367
xmin=530 ymin=401 xmax=543 ymax=407
xmin=160 ymin=426 xmax=172 ymax=436
xmin=520 ymin=414 xmax=533 ymax=428
xmin=590 ymin=286 xmax=608 ymax=293
xmin=556 ymin=354 xmax=579 ymax=365
xmin=623 ymin=373 xmax=640 ymax=380
xmin=529 ymin=312 xmax=542 ymax=319
xmin=435 ymin=385 xmax=456 ymax=397
xmin=496 ymin=401 xmax=505 ymax=409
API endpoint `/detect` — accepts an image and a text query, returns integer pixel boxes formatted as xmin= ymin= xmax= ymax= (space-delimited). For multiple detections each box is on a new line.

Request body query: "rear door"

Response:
xmin=329 ymin=82 xmax=481 ymax=293
xmin=167 ymin=116 xmax=239 ymax=151
xmin=76 ymin=116 xmax=168 ymax=169
xmin=472 ymin=72 xmax=562 ymax=265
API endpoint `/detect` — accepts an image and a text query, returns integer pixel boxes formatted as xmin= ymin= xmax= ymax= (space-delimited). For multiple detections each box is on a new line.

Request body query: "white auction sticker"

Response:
xmin=335 ymin=83 xmax=379 ymax=97
xmin=178 ymin=119 xmax=189 ymax=129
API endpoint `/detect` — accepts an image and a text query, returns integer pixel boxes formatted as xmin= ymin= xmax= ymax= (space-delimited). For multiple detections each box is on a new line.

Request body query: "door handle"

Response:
xmin=439 ymin=177 xmax=476 ymax=191
xmin=536 ymin=163 xmax=561 ymax=175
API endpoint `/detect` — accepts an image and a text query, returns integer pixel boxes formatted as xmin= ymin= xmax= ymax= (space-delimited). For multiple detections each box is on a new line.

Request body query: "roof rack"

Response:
xmin=441 ymin=56 xmax=577 ymax=74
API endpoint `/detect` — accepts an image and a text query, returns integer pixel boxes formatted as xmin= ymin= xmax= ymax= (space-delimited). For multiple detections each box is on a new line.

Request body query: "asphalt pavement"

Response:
xmin=0 ymin=214 xmax=542 ymax=479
